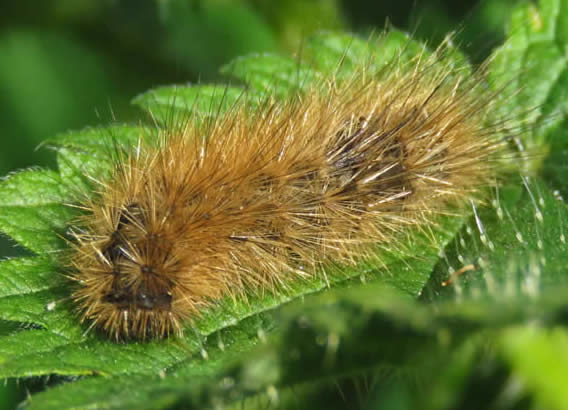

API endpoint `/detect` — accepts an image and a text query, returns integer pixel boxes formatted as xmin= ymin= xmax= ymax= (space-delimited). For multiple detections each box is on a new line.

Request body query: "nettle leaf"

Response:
xmin=0 ymin=170 xmax=76 ymax=254
xmin=11 ymin=174 xmax=565 ymax=403
xmin=413 ymin=177 xmax=568 ymax=409
xmin=47 ymin=125 xmax=146 ymax=191
xmin=304 ymin=30 xmax=426 ymax=75
xmin=23 ymin=282 xmax=568 ymax=410
xmin=219 ymin=30 xmax=451 ymax=93
xmin=0 ymin=257 xmax=62 ymax=298
xmin=423 ymin=178 xmax=568 ymax=300
xmin=490 ymin=0 xmax=568 ymax=131
xmin=220 ymin=54 xmax=320 ymax=96
xmin=137 ymin=30 xmax=467 ymax=128
xmin=0 ymin=188 xmax=460 ymax=380
xmin=489 ymin=0 xmax=568 ymax=193
xmin=132 ymin=84 xmax=251 ymax=125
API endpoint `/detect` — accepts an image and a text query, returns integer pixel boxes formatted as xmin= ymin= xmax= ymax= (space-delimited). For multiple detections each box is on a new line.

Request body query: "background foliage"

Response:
xmin=2 ymin=0 xmax=567 ymax=409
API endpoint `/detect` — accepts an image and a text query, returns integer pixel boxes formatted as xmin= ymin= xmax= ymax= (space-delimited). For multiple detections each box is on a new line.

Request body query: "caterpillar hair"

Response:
xmin=67 ymin=34 xmax=520 ymax=340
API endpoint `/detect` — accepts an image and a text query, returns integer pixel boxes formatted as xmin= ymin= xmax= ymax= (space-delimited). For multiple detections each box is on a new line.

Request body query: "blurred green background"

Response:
xmin=0 ymin=0 xmax=521 ymax=407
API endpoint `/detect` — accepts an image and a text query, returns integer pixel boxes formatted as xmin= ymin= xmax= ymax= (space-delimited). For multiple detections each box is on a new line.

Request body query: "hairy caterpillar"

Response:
xmin=68 ymin=34 xmax=516 ymax=341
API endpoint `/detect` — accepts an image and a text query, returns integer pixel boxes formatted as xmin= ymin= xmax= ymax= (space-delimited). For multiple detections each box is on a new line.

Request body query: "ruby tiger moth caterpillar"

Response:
xmin=67 ymin=31 xmax=517 ymax=341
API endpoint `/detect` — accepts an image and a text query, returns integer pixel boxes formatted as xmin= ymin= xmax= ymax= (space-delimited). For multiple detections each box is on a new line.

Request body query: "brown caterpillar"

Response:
xmin=69 ymin=39 xmax=512 ymax=340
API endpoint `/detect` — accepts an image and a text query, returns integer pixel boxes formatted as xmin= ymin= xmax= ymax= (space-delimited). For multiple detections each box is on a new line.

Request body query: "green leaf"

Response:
xmin=305 ymin=30 xmax=468 ymax=80
xmin=303 ymin=31 xmax=381 ymax=74
xmin=489 ymin=0 xmax=568 ymax=181
xmin=220 ymin=53 xmax=321 ymax=96
xmin=132 ymin=84 xmax=250 ymax=125
xmin=0 ymin=288 xmax=79 ymax=340
xmin=49 ymin=125 xmax=146 ymax=190
xmin=0 ymin=218 xmax=459 ymax=379
xmin=218 ymin=30 xmax=442 ymax=97
xmin=0 ymin=257 xmax=62 ymax=298
xmin=142 ymin=31 xmax=470 ymax=134
xmin=424 ymin=179 xmax=568 ymax=300
xmin=47 ymin=125 xmax=143 ymax=153
xmin=0 ymin=126 xmax=147 ymax=256
xmin=23 ymin=313 xmax=270 ymax=410
xmin=24 ymin=282 xmax=568 ymax=410
xmin=0 ymin=331 xmax=70 ymax=366
xmin=304 ymin=30 xmax=425 ymax=75
xmin=0 ymin=170 xmax=76 ymax=254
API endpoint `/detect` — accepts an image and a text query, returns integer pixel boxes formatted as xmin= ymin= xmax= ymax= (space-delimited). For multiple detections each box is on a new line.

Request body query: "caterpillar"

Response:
xmin=68 ymin=34 xmax=515 ymax=341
